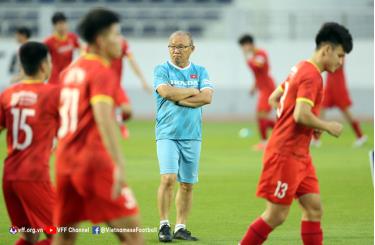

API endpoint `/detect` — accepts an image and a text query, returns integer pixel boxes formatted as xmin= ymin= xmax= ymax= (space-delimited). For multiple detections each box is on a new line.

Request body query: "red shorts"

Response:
xmin=116 ymin=87 xmax=130 ymax=106
xmin=256 ymin=152 xmax=320 ymax=205
xmin=55 ymin=155 xmax=139 ymax=226
xmin=322 ymin=87 xmax=352 ymax=110
xmin=2 ymin=180 xmax=55 ymax=228
xmin=257 ymin=89 xmax=273 ymax=112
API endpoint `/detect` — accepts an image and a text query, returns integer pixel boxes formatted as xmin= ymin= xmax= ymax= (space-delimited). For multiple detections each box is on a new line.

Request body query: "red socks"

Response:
xmin=240 ymin=219 xmax=323 ymax=245
xmin=301 ymin=221 xmax=323 ymax=245
xmin=351 ymin=121 xmax=363 ymax=138
xmin=258 ymin=119 xmax=275 ymax=140
xmin=15 ymin=239 xmax=33 ymax=245
xmin=240 ymin=218 xmax=273 ymax=245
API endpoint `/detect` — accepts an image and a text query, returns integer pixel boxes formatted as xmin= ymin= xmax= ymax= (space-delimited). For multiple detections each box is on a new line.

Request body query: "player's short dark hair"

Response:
xmin=315 ymin=22 xmax=353 ymax=53
xmin=78 ymin=8 xmax=120 ymax=44
xmin=16 ymin=26 xmax=31 ymax=39
xmin=19 ymin=42 xmax=49 ymax=76
xmin=238 ymin=34 xmax=254 ymax=45
xmin=52 ymin=12 xmax=67 ymax=25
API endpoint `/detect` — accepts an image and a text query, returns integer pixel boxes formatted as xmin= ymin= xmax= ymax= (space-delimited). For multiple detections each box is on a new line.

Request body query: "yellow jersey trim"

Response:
xmin=21 ymin=80 xmax=43 ymax=84
xmin=90 ymin=95 xmax=114 ymax=105
xmin=296 ymin=97 xmax=314 ymax=107
xmin=306 ymin=60 xmax=321 ymax=73
xmin=84 ymin=53 xmax=110 ymax=67
xmin=54 ymin=33 xmax=68 ymax=42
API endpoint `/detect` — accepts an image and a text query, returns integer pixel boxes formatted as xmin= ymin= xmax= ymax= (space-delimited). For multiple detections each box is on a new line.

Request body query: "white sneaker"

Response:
xmin=353 ymin=135 xmax=368 ymax=148
xmin=310 ymin=138 xmax=322 ymax=148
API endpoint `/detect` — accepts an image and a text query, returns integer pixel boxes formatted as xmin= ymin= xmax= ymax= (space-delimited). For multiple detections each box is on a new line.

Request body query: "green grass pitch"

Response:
xmin=0 ymin=120 xmax=373 ymax=244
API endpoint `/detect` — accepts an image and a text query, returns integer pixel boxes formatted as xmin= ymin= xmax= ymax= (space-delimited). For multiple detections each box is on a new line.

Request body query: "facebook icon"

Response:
xmin=92 ymin=226 xmax=101 ymax=235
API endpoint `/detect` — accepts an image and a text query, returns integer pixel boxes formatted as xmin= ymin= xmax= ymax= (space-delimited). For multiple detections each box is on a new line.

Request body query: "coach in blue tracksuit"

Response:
xmin=154 ymin=31 xmax=213 ymax=242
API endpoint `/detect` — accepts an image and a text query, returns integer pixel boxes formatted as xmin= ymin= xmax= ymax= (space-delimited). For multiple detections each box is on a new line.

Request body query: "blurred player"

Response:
xmin=240 ymin=22 xmax=352 ymax=245
xmin=44 ymin=12 xmax=80 ymax=84
xmin=238 ymin=35 xmax=276 ymax=151
xmin=110 ymin=37 xmax=152 ymax=138
xmin=8 ymin=26 xmax=31 ymax=84
xmin=0 ymin=42 xmax=59 ymax=245
xmin=311 ymin=63 xmax=367 ymax=147
xmin=155 ymin=31 xmax=213 ymax=242
xmin=53 ymin=8 xmax=143 ymax=245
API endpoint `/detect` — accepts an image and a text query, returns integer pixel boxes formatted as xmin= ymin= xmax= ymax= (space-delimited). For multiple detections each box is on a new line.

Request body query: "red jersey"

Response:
xmin=247 ymin=49 xmax=275 ymax=91
xmin=44 ymin=32 xmax=80 ymax=84
xmin=56 ymin=54 xmax=118 ymax=174
xmin=111 ymin=38 xmax=131 ymax=84
xmin=266 ymin=61 xmax=323 ymax=156
xmin=322 ymin=64 xmax=352 ymax=109
xmin=325 ymin=65 xmax=348 ymax=94
xmin=0 ymin=81 xmax=60 ymax=181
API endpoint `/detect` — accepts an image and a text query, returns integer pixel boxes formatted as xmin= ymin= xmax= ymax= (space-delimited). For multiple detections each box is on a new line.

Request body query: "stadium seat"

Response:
xmin=162 ymin=25 xmax=180 ymax=35
xmin=202 ymin=11 xmax=220 ymax=20
xmin=121 ymin=25 xmax=135 ymax=36
xmin=143 ymin=25 xmax=157 ymax=36
xmin=38 ymin=0 xmax=55 ymax=3
xmin=172 ymin=0 xmax=188 ymax=3
xmin=188 ymin=25 xmax=203 ymax=36
xmin=15 ymin=0 xmax=33 ymax=3
xmin=216 ymin=0 xmax=232 ymax=3
xmin=193 ymin=0 xmax=211 ymax=3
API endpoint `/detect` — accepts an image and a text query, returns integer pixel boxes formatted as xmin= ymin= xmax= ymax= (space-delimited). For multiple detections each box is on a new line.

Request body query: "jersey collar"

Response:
xmin=21 ymin=79 xmax=43 ymax=84
xmin=168 ymin=61 xmax=191 ymax=71
xmin=306 ymin=60 xmax=322 ymax=73
xmin=54 ymin=33 xmax=68 ymax=42
xmin=83 ymin=53 xmax=110 ymax=67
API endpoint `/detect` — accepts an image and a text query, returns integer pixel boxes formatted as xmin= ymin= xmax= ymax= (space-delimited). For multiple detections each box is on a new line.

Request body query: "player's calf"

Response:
xmin=298 ymin=194 xmax=323 ymax=245
xmin=52 ymin=226 xmax=78 ymax=245
xmin=15 ymin=232 xmax=41 ymax=245
xmin=240 ymin=202 xmax=290 ymax=245
xmin=298 ymin=194 xmax=323 ymax=221
xmin=261 ymin=202 xmax=290 ymax=228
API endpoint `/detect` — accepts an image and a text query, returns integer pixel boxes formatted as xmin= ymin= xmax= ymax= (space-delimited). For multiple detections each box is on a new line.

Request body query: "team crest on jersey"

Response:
xmin=57 ymin=44 xmax=74 ymax=54
xmin=10 ymin=91 xmax=38 ymax=106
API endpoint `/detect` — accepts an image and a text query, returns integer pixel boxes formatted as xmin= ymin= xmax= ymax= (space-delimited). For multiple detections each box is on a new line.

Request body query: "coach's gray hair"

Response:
xmin=169 ymin=31 xmax=194 ymax=46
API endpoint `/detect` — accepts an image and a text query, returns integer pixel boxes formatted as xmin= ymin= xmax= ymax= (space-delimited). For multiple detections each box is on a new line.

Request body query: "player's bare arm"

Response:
xmin=294 ymin=101 xmax=343 ymax=137
xmin=178 ymin=89 xmax=213 ymax=108
xmin=268 ymin=86 xmax=283 ymax=108
xmin=92 ymin=100 xmax=126 ymax=199
xmin=157 ymin=84 xmax=199 ymax=102
xmin=127 ymin=53 xmax=152 ymax=93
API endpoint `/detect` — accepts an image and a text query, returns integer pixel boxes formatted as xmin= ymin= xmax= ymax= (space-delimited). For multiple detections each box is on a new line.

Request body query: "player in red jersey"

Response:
xmin=110 ymin=37 xmax=151 ymax=138
xmin=53 ymin=9 xmax=143 ymax=245
xmin=310 ymin=62 xmax=367 ymax=148
xmin=0 ymin=42 xmax=60 ymax=245
xmin=44 ymin=12 xmax=80 ymax=85
xmin=239 ymin=22 xmax=352 ymax=245
xmin=239 ymin=35 xmax=276 ymax=151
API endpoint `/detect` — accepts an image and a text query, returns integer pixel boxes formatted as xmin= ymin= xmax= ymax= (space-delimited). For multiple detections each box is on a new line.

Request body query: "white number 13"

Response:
xmin=274 ymin=181 xmax=288 ymax=199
